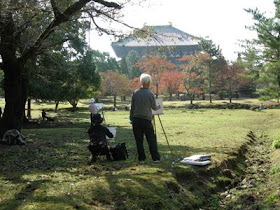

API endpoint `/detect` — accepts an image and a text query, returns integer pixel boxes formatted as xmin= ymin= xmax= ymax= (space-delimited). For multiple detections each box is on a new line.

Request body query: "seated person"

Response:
xmin=89 ymin=98 xmax=99 ymax=123
xmin=42 ymin=109 xmax=54 ymax=121
xmin=259 ymin=103 xmax=265 ymax=110
xmin=87 ymin=113 xmax=114 ymax=162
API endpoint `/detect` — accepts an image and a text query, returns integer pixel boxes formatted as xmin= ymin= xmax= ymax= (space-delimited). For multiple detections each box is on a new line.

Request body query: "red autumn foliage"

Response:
xmin=178 ymin=53 xmax=211 ymax=104
xmin=160 ymin=70 xmax=184 ymax=100
xmin=135 ymin=54 xmax=176 ymax=97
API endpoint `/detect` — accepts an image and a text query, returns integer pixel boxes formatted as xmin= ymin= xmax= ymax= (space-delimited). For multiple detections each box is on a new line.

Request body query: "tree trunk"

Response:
xmin=209 ymin=80 xmax=212 ymax=103
xmin=277 ymin=76 xmax=280 ymax=103
xmin=189 ymin=94 xmax=193 ymax=104
xmin=202 ymin=92 xmax=205 ymax=100
xmin=155 ymin=84 xmax=159 ymax=99
xmin=55 ymin=101 xmax=59 ymax=112
xmin=27 ymin=98 xmax=31 ymax=120
xmin=0 ymin=62 xmax=27 ymax=137
xmin=113 ymin=95 xmax=117 ymax=107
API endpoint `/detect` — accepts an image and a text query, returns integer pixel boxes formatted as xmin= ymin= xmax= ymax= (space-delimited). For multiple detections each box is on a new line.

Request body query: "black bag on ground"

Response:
xmin=110 ymin=143 xmax=128 ymax=161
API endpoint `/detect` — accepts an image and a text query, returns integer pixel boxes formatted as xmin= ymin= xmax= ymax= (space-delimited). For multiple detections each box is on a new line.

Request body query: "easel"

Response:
xmin=101 ymin=110 xmax=106 ymax=123
xmin=153 ymin=114 xmax=174 ymax=156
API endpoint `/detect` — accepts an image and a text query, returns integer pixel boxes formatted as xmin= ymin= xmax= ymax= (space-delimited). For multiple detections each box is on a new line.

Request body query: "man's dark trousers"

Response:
xmin=132 ymin=117 xmax=160 ymax=161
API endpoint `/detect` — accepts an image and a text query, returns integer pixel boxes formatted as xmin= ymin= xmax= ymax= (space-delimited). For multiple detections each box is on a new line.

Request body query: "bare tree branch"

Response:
xmin=94 ymin=0 xmax=122 ymax=9
xmin=21 ymin=0 xmax=121 ymax=62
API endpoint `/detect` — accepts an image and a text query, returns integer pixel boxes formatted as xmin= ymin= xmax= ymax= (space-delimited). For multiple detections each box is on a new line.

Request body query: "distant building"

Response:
xmin=111 ymin=24 xmax=201 ymax=63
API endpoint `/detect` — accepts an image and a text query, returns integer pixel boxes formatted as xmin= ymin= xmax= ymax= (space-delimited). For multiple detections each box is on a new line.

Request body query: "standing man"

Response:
xmin=130 ymin=73 xmax=161 ymax=164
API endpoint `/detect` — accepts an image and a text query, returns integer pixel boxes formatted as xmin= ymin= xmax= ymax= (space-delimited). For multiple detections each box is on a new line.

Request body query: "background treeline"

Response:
xmin=0 ymin=1 xmax=279 ymax=115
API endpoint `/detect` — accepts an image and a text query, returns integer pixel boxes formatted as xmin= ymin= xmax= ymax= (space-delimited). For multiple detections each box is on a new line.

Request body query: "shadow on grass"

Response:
xmin=0 ymin=124 xmax=222 ymax=209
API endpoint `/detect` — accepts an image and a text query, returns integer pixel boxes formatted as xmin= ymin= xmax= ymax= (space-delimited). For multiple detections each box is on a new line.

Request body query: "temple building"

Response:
xmin=111 ymin=24 xmax=201 ymax=63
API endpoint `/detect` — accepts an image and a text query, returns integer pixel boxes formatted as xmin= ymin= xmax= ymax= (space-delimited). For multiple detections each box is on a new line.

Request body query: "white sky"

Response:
xmin=88 ymin=0 xmax=275 ymax=61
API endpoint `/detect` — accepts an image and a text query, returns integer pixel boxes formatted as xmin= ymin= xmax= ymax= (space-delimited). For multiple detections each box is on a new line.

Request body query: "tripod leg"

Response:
xmin=102 ymin=111 xmax=106 ymax=123
xmin=157 ymin=115 xmax=173 ymax=156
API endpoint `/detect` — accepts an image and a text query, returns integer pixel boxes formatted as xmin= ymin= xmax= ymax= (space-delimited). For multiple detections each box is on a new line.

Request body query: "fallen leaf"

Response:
xmin=34 ymin=189 xmax=40 ymax=193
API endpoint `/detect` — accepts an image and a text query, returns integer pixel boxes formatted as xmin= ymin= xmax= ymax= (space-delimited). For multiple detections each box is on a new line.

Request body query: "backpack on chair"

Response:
xmin=110 ymin=142 xmax=128 ymax=161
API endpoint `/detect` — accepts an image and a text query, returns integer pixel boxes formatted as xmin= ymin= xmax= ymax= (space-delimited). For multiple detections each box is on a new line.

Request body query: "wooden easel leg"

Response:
xmin=157 ymin=115 xmax=173 ymax=156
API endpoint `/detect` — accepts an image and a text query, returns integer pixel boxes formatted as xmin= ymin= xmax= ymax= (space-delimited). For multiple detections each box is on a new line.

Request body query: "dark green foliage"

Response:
xmin=125 ymin=50 xmax=143 ymax=79
xmin=119 ymin=57 xmax=129 ymax=75
xmin=91 ymin=50 xmax=121 ymax=73
xmin=29 ymin=49 xmax=100 ymax=109
xmin=198 ymin=39 xmax=223 ymax=103
xmin=241 ymin=2 xmax=280 ymax=102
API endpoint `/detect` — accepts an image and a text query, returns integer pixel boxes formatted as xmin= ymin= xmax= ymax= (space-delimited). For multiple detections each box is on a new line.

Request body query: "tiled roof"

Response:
xmin=112 ymin=25 xmax=199 ymax=47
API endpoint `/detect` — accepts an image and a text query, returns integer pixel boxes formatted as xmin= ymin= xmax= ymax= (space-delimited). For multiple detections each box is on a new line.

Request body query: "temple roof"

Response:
xmin=111 ymin=25 xmax=199 ymax=48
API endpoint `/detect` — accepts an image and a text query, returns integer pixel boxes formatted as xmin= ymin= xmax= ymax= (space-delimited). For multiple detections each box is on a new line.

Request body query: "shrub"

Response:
xmin=272 ymin=137 xmax=280 ymax=149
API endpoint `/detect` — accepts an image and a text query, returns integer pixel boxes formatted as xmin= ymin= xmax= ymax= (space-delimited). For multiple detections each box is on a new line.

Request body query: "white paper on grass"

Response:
xmin=152 ymin=98 xmax=163 ymax=115
xmin=95 ymin=103 xmax=104 ymax=110
xmin=181 ymin=159 xmax=211 ymax=166
xmin=180 ymin=154 xmax=211 ymax=166
xmin=106 ymin=127 xmax=116 ymax=140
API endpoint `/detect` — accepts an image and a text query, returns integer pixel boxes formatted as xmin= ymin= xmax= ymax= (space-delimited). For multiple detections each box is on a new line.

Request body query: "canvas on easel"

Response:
xmin=95 ymin=103 xmax=104 ymax=110
xmin=152 ymin=98 xmax=163 ymax=115
xmin=106 ymin=127 xmax=116 ymax=140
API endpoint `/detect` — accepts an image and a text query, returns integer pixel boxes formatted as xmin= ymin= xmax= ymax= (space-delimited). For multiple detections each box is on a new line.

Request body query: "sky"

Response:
xmin=87 ymin=0 xmax=275 ymax=61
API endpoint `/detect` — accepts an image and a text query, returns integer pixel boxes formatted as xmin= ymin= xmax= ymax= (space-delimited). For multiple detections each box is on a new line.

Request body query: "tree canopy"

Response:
xmin=240 ymin=1 xmax=280 ymax=102
xmin=0 ymin=0 xmax=140 ymax=136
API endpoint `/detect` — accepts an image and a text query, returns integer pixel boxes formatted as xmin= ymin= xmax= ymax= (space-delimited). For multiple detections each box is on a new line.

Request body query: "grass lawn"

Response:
xmin=0 ymin=98 xmax=280 ymax=209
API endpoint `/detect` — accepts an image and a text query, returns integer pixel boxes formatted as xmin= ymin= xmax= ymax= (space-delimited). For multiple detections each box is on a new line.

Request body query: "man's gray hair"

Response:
xmin=140 ymin=73 xmax=152 ymax=85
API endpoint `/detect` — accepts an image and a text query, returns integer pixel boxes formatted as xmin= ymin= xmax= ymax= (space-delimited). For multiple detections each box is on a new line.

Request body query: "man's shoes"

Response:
xmin=153 ymin=160 xmax=160 ymax=163
xmin=139 ymin=161 xmax=145 ymax=165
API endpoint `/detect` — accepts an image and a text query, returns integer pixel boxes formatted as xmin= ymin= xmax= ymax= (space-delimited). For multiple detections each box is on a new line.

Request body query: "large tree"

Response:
xmin=0 ymin=0 xmax=133 ymax=137
xmin=28 ymin=51 xmax=71 ymax=113
xmin=100 ymin=71 xmax=131 ymax=107
xmin=126 ymin=50 xmax=142 ymax=79
xmin=161 ymin=70 xmax=183 ymax=100
xmin=241 ymin=2 xmax=280 ymax=102
xmin=179 ymin=53 xmax=210 ymax=104
xmin=199 ymin=39 xmax=223 ymax=103
xmin=65 ymin=50 xmax=101 ymax=109
xmin=216 ymin=61 xmax=248 ymax=103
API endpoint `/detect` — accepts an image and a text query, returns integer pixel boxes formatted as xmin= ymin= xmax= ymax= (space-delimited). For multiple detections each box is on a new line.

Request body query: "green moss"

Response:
xmin=272 ymin=137 xmax=280 ymax=149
